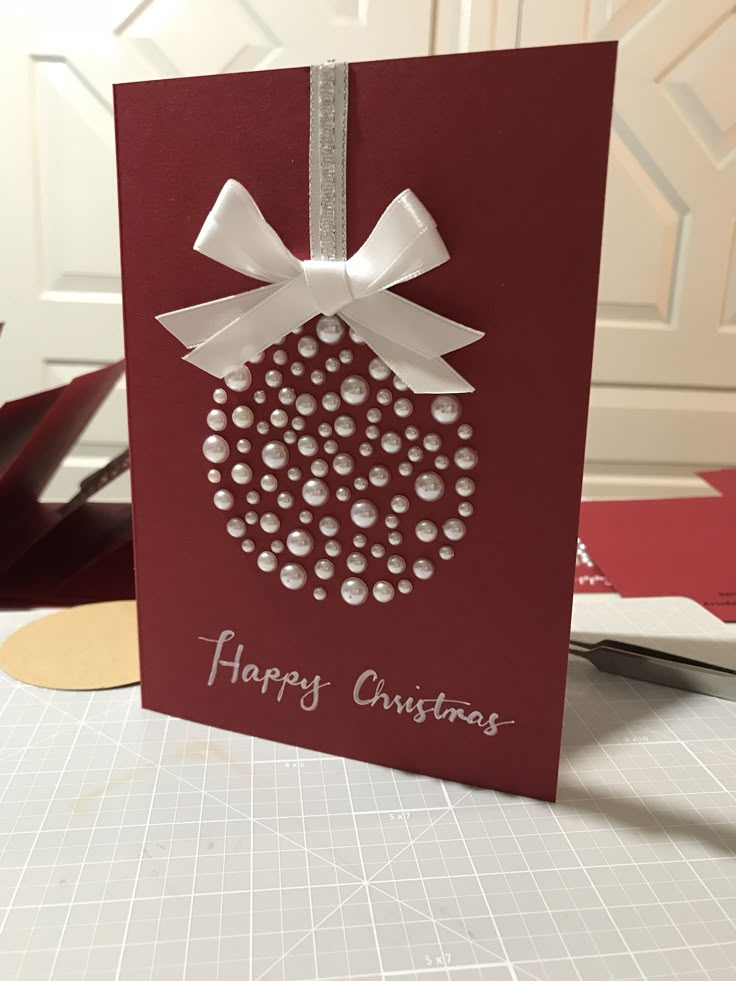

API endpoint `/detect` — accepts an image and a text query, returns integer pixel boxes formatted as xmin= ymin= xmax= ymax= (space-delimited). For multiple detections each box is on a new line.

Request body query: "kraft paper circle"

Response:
xmin=0 ymin=601 xmax=140 ymax=690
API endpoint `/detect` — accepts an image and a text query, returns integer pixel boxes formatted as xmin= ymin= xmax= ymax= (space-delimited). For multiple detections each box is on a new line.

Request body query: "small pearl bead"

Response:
xmin=213 ymin=489 xmax=234 ymax=510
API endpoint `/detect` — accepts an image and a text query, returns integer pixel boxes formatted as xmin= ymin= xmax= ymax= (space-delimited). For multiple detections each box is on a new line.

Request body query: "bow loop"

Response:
xmin=157 ymin=180 xmax=483 ymax=393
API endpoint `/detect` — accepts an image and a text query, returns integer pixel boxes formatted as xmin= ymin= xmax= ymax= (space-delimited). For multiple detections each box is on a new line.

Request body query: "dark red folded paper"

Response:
xmin=0 ymin=361 xmax=134 ymax=608
xmin=115 ymin=45 xmax=617 ymax=800
xmin=578 ymin=469 xmax=736 ymax=622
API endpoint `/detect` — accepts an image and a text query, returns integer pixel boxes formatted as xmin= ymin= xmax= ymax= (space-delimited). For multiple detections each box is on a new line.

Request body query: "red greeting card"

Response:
xmin=115 ymin=45 xmax=616 ymax=801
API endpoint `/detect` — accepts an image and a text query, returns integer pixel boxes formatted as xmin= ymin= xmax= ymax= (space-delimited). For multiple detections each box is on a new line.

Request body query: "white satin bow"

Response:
xmin=156 ymin=180 xmax=483 ymax=393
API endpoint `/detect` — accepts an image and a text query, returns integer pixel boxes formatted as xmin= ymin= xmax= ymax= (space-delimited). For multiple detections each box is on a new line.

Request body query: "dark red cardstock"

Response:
xmin=115 ymin=45 xmax=616 ymax=801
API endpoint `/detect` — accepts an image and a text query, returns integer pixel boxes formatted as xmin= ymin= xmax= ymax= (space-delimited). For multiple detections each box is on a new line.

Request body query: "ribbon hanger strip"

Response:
xmin=156 ymin=62 xmax=484 ymax=394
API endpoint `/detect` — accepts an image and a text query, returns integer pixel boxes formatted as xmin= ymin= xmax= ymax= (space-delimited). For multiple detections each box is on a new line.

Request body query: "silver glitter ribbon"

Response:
xmin=309 ymin=61 xmax=348 ymax=262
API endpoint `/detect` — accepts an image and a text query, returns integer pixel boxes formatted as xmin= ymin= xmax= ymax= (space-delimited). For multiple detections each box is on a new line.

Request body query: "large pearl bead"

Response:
xmin=350 ymin=499 xmax=378 ymax=529
xmin=203 ymin=435 xmax=229 ymax=464
xmin=225 ymin=366 xmax=251 ymax=391
xmin=340 ymin=578 xmax=368 ymax=606
xmin=316 ymin=315 xmax=344 ymax=344
xmin=302 ymin=479 xmax=329 ymax=507
xmin=231 ymin=463 xmax=252 ymax=485
xmin=287 ymin=529 xmax=314 ymax=557
xmin=413 ymin=558 xmax=435 ymax=580
xmin=443 ymin=518 xmax=466 ymax=541
xmin=213 ymin=489 xmax=234 ymax=511
xmin=430 ymin=394 xmax=462 ymax=425
xmin=260 ymin=512 xmax=280 ymax=534
xmin=415 ymin=520 xmax=438 ymax=543
xmin=334 ymin=415 xmax=355 ymax=437
xmin=414 ymin=472 xmax=445 ymax=502
xmin=257 ymin=551 xmax=277 ymax=573
xmin=262 ymin=441 xmax=289 ymax=470
xmin=280 ymin=564 xmax=307 ymax=590
xmin=380 ymin=432 xmax=402 ymax=454
xmin=340 ymin=375 xmax=369 ymax=406
xmin=454 ymin=447 xmax=478 ymax=471
xmin=295 ymin=393 xmax=317 ymax=416
xmin=207 ymin=409 xmax=227 ymax=431
xmin=232 ymin=406 xmax=254 ymax=429
xmin=373 ymin=580 xmax=395 ymax=603
xmin=314 ymin=559 xmax=335 ymax=580
xmin=319 ymin=515 xmax=339 ymax=537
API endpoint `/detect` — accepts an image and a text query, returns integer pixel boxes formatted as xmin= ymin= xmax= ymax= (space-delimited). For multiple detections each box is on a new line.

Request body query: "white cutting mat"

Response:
xmin=1 ymin=608 xmax=736 ymax=981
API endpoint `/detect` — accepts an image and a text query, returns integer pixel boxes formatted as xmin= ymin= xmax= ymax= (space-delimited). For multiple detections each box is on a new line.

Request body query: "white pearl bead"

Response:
xmin=232 ymin=406 xmax=254 ymax=429
xmin=381 ymin=432 xmax=402 ymax=454
xmin=371 ymin=544 xmax=385 ymax=558
xmin=313 ymin=587 xmax=327 ymax=600
xmin=319 ymin=516 xmax=339 ymax=537
xmin=257 ymin=551 xmax=277 ymax=572
xmin=273 ymin=349 xmax=287 ymax=365
xmin=203 ymin=435 xmax=229 ymax=464
xmin=352 ymin=534 xmax=367 ymax=548
xmin=316 ymin=315 xmax=344 ymax=344
xmin=270 ymin=409 xmax=288 ymax=428
xmin=245 ymin=511 xmax=258 ymax=525
xmin=423 ymin=433 xmax=441 ymax=451
xmin=439 ymin=545 xmax=455 ymax=560
xmin=376 ymin=389 xmax=392 ymax=405
xmin=366 ymin=425 xmax=380 ymax=440
xmin=367 ymin=408 xmax=382 ymax=423
xmin=359 ymin=443 xmax=373 ymax=457
xmin=299 ymin=510 xmax=313 ymax=523
xmin=386 ymin=555 xmax=405 ymax=574
xmin=391 ymin=495 xmax=410 ymax=514
xmin=324 ymin=440 xmax=338 ymax=455
xmin=311 ymin=459 xmax=329 ymax=478
xmin=315 ymin=559 xmax=334 ymax=580
xmin=231 ymin=463 xmax=252 ymax=485
xmin=207 ymin=409 xmax=227 ymax=431
xmin=280 ymin=563 xmax=307 ymax=590
xmin=414 ymin=472 xmax=444 ymax=502
xmin=339 ymin=349 xmax=353 ymax=364
xmin=226 ymin=518 xmax=246 ymax=537
xmin=408 ymin=446 xmax=423 ymax=463
xmin=325 ymin=357 xmax=340 ymax=372
xmin=298 ymin=335 xmax=319 ymax=358
xmin=385 ymin=514 xmax=399 ymax=529
xmin=431 ymin=395 xmax=462 ymax=425
xmin=456 ymin=477 xmax=476 ymax=498
xmin=350 ymin=499 xmax=378 ymax=528
xmin=415 ymin=520 xmax=437 ymax=543
xmin=354 ymin=477 xmax=368 ymax=490
xmin=334 ymin=415 xmax=356 ymax=437
xmin=443 ymin=518 xmax=466 ymax=541
xmin=213 ymin=388 xmax=227 ymax=404
xmin=279 ymin=387 xmax=296 ymax=405
xmin=262 ymin=441 xmax=289 ymax=470
xmin=387 ymin=531 xmax=403 ymax=545
xmin=458 ymin=501 xmax=474 ymax=517
xmin=340 ymin=375 xmax=369 ymax=406
xmin=369 ymin=465 xmax=390 ymax=487
xmin=225 ymin=366 xmax=252 ymax=391
xmin=347 ymin=552 xmax=367 ymax=573
xmin=213 ymin=489 xmax=234 ymax=511
xmin=256 ymin=421 xmax=270 ymax=436
xmin=398 ymin=463 xmax=413 ymax=477
xmin=322 ymin=392 xmax=340 ymax=412
xmin=413 ymin=558 xmax=434 ymax=580
xmin=249 ymin=353 xmax=264 ymax=364
xmin=296 ymin=394 xmax=317 ymax=416
xmin=291 ymin=362 xmax=305 ymax=377
xmin=265 ymin=369 xmax=282 ymax=388
xmin=292 ymin=417 xmax=306 ymax=431
xmin=207 ymin=469 xmax=221 ymax=483
xmin=241 ymin=539 xmax=255 ymax=553
xmin=237 ymin=438 xmax=251 ymax=453
xmin=341 ymin=578 xmax=368 ymax=606
xmin=288 ymin=467 xmax=302 ymax=481
xmin=261 ymin=474 xmax=277 ymax=492
xmin=318 ymin=423 xmax=332 ymax=437
xmin=458 ymin=423 xmax=473 ymax=440
xmin=311 ymin=370 xmax=326 ymax=385
xmin=260 ymin=512 xmax=280 ymax=534
xmin=435 ymin=455 xmax=450 ymax=470
xmin=302 ymin=479 xmax=329 ymax=506
xmin=398 ymin=579 xmax=413 ymax=595
xmin=287 ymin=529 xmax=314 ymax=557
xmin=368 ymin=357 xmax=390 ymax=381
xmin=394 ymin=398 xmax=413 ymax=418
xmin=277 ymin=492 xmax=294 ymax=509
xmin=253 ymin=390 xmax=266 ymax=404
xmin=333 ymin=453 xmax=354 ymax=476
xmin=373 ymin=580 xmax=395 ymax=603
xmin=247 ymin=491 xmax=260 ymax=504
xmin=297 ymin=435 xmax=319 ymax=457
xmin=272 ymin=540 xmax=285 ymax=553
xmin=454 ymin=447 xmax=478 ymax=471
xmin=325 ymin=539 xmax=342 ymax=557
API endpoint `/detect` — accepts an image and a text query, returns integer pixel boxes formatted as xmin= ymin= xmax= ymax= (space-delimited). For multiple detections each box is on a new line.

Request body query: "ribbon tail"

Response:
xmin=342 ymin=317 xmax=475 ymax=394
xmin=343 ymin=291 xmax=483 ymax=360
xmin=156 ymin=284 xmax=280 ymax=347
xmin=183 ymin=277 xmax=319 ymax=377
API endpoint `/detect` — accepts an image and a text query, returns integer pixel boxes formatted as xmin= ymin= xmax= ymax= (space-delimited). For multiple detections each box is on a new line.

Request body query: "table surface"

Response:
xmin=1 ymin=609 xmax=736 ymax=981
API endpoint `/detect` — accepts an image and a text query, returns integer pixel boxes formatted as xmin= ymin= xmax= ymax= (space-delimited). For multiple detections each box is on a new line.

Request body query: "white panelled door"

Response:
xmin=511 ymin=0 xmax=736 ymax=497
xmin=0 ymin=0 xmax=434 ymax=501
